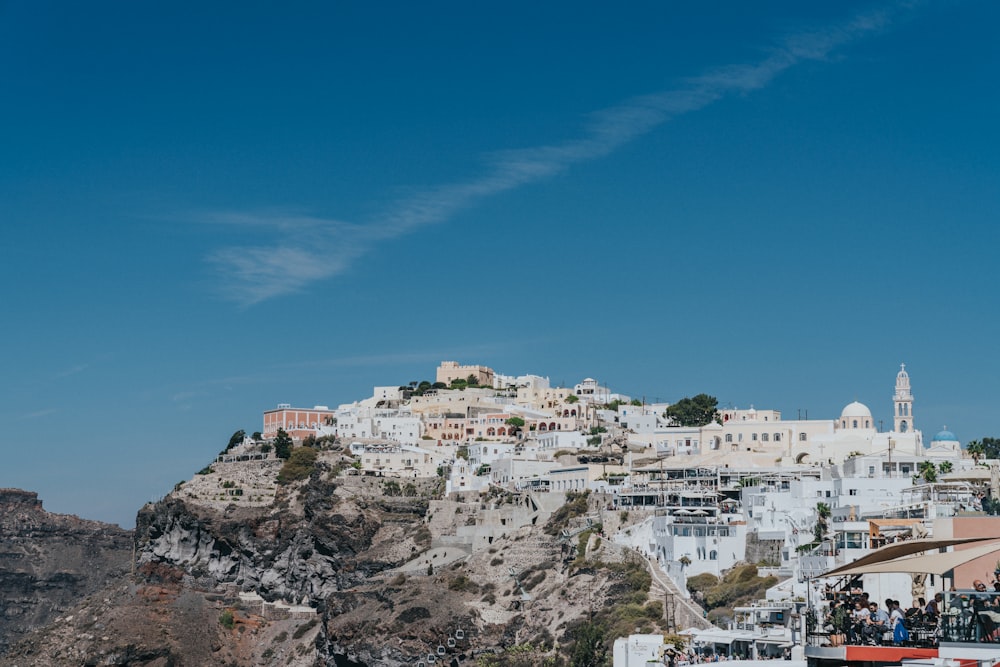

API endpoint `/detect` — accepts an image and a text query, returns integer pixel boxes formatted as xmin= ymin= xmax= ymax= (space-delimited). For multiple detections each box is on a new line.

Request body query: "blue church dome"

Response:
xmin=933 ymin=429 xmax=957 ymax=442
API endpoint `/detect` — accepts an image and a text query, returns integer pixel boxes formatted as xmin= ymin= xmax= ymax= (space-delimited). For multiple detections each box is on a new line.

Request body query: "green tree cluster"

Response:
xmin=226 ymin=430 xmax=245 ymax=451
xmin=277 ymin=446 xmax=318 ymax=484
xmin=686 ymin=564 xmax=778 ymax=618
xmin=664 ymin=394 xmax=720 ymax=427
xmin=967 ymin=438 xmax=1000 ymax=462
xmin=273 ymin=428 xmax=293 ymax=460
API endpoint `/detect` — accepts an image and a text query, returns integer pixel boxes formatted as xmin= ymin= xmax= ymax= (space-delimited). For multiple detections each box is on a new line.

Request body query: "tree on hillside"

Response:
xmin=274 ymin=428 xmax=293 ymax=460
xmin=226 ymin=430 xmax=245 ymax=451
xmin=664 ymin=394 xmax=720 ymax=427
xmin=814 ymin=502 xmax=831 ymax=544
xmin=505 ymin=416 xmax=525 ymax=437
xmin=982 ymin=438 xmax=1000 ymax=459
xmin=968 ymin=440 xmax=986 ymax=464
xmin=276 ymin=446 xmax=318 ymax=484
xmin=569 ymin=621 xmax=606 ymax=667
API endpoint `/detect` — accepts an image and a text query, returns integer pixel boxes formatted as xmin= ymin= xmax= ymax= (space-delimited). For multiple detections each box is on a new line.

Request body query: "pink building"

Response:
xmin=262 ymin=403 xmax=334 ymax=440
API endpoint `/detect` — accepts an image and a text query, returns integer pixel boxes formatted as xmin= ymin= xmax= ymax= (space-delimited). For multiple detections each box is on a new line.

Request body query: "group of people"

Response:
xmin=823 ymin=579 xmax=1000 ymax=647
xmin=824 ymin=593 xmax=940 ymax=646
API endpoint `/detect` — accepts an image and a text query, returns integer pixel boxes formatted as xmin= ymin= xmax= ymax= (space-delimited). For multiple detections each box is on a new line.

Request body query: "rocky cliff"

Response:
xmin=0 ymin=488 xmax=133 ymax=654
xmin=1 ymin=450 xmax=686 ymax=666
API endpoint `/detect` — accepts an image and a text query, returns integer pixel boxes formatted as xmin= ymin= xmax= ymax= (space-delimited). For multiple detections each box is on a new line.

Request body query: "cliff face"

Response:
xmin=2 ymin=453 xmax=679 ymax=666
xmin=133 ymin=476 xmax=402 ymax=602
xmin=0 ymin=488 xmax=133 ymax=654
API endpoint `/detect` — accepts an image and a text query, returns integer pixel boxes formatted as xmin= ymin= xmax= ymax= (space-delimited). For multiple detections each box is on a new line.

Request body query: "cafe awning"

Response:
xmin=822 ymin=538 xmax=1000 ymax=577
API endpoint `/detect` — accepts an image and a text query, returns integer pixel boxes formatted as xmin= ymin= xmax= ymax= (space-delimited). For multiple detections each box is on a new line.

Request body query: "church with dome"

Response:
xmin=657 ymin=363 xmax=956 ymax=469
xmin=786 ymin=364 xmax=929 ymax=464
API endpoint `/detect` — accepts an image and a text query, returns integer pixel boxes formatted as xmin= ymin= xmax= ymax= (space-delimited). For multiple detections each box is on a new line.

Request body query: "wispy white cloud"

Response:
xmin=55 ymin=363 xmax=91 ymax=378
xmin=205 ymin=4 xmax=902 ymax=306
xmin=18 ymin=408 xmax=56 ymax=420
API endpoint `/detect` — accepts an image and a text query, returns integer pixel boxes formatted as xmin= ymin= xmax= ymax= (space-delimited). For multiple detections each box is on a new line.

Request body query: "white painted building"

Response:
xmin=613 ymin=633 xmax=666 ymax=667
xmin=489 ymin=458 xmax=559 ymax=489
xmin=349 ymin=442 xmax=447 ymax=478
xmin=533 ymin=430 xmax=588 ymax=452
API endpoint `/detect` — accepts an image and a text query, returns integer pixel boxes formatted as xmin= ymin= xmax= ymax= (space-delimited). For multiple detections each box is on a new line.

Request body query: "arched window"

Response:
xmin=852 ymin=419 xmax=858 ymax=428
xmin=901 ymin=420 xmax=908 ymax=433
xmin=709 ymin=550 xmax=718 ymax=560
xmin=725 ymin=434 xmax=733 ymax=443
xmin=774 ymin=433 xmax=781 ymax=442
xmin=761 ymin=433 xmax=769 ymax=442
xmin=799 ymin=432 xmax=807 ymax=441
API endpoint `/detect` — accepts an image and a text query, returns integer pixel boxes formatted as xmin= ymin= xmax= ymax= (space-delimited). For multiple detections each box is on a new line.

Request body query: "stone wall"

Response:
xmin=744 ymin=532 xmax=784 ymax=566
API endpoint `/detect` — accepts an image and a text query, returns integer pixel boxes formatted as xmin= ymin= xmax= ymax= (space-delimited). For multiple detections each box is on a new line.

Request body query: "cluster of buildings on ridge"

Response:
xmin=263 ymin=361 xmax=960 ymax=486
xmin=253 ymin=361 xmax=1000 ymax=665
xmin=259 ymin=361 xmax=976 ymax=571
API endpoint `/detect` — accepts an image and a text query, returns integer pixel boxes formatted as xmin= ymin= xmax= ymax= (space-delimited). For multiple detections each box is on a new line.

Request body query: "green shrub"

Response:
xmin=277 ymin=446 xmax=318 ymax=484
xmin=292 ymin=618 xmax=318 ymax=640
xmin=219 ymin=609 xmax=235 ymax=629
xmin=448 ymin=575 xmax=479 ymax=592
xmin=688 ymin=564 xmax=776 ymax=612
xmin=544 ymin=490 xmax=591 ymax=535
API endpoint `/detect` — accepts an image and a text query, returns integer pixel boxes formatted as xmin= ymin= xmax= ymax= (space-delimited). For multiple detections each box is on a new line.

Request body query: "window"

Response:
xmin=725 ymin=434 xmax=733 ymax=443
xmin=752 ymin=433 xmax=758 ymax=441
xmin=799 ymin=433 xmax=807 ymax=442
xmin=762 ymin=433 xmax=769 ymax=442
xmin=853 ymin=419 xmax=858 ymax=428
xmin=774 ymin=433 xmax=781 ymax=442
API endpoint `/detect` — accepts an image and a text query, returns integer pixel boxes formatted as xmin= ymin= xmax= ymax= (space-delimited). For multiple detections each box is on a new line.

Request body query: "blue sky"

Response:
xmin=2 ymin=1 xmax=998 ymax=526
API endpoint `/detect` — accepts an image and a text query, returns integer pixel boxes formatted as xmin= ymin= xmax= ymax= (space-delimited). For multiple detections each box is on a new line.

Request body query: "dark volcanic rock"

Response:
xmin=133 ymin=478 xmax=385 ymax=604
xmin=0 ymin=488 xmax=132 ymax=653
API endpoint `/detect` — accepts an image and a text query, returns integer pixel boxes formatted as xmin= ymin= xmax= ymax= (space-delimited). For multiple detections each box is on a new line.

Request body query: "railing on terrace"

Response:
xmin=807 ymin=590 xmax=1000 ymax=649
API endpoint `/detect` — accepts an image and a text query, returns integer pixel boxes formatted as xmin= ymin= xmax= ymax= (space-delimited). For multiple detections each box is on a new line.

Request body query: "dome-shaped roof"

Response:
xmin=933 ymin=429 xmax=958 ymax=442
xmin=841 ymin=401 xmax=872 ymax=419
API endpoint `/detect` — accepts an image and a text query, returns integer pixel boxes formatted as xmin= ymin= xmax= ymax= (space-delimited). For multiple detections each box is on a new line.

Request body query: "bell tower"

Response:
xmin=893 ymin=363 xmax=913 ymax=433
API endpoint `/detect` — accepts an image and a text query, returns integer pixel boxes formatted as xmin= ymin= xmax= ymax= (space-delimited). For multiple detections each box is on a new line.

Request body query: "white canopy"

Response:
xmin=822 ymin=538 xmax=1000 ymax=577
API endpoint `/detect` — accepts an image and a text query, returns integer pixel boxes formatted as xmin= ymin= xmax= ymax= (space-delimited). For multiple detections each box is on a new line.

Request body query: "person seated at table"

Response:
xmin=925 ymin=593 xmax=942 ymax=620
xmin=907 ymin=598 xmax=924 ymax=622
xmin=864 ymin=602 xmax=890 ymax=645
xmin=850 ymin=600 xmax=870 ymax=644
xmin=973 ymin=581 xmax=1000 ymax=641
xmin=890 ymin=600 xmax=909 ymax=644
